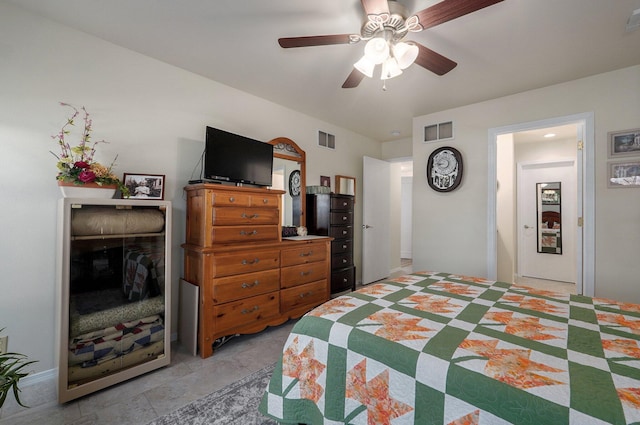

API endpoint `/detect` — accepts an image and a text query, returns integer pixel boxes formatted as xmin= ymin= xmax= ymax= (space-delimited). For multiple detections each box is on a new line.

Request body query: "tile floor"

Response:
xmin=0 ymin=263 xmax=575 ymax=425
xmin=0 ymin=321 xmax=296 ymax=425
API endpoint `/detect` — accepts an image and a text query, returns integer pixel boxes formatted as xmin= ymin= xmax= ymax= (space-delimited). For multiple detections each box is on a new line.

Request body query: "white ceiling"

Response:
xmin=6 ymin=0 xmax=640 ymax=142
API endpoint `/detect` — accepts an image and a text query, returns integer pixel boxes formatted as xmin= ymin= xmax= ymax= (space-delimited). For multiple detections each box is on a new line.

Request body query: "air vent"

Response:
xmin=318 ymin=131 xmax=335 ymax=149
xmin=424 ymin=121 xmax=454 ymax=142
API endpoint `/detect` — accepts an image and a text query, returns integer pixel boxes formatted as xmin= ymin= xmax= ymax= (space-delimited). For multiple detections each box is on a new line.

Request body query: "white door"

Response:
xmin=518 ymin=160 xmax=577 ymax=283
xmin=362 ymin=156 xmax=390 ymax=284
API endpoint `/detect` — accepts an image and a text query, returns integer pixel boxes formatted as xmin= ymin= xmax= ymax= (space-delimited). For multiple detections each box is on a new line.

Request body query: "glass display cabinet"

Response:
xmin=56 ymin=198 xmax=171 ymax=403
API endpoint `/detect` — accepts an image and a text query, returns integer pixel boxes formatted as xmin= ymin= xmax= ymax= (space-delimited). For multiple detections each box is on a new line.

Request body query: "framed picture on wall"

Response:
xmin=320 ymin=175 xmax=330 ymax=188
xmin=608 ymin=161 xmax=640 ymax=188
xmin=608 ymin=128 xmax=640 ymax=158
xmin=123 ymin=173 xmax=165 ymax=199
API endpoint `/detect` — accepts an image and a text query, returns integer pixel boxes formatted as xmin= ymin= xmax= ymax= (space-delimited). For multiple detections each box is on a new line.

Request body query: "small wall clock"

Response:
xmin=289 ymin=170 xmax=301 ymax=196
xmin=426 ymin=146 xmax=463 ymax=192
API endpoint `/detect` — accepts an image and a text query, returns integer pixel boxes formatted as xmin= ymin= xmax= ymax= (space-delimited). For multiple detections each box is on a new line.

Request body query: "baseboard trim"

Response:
xmin=21 ymin=367 xmax=56 ymax=387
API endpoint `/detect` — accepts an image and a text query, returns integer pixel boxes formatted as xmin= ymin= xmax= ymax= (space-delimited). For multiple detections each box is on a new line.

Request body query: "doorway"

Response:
xmin=488 ymin=113 xmax=595 ymax=296
xmin=517 ymin=159 xmax=577 ymax=284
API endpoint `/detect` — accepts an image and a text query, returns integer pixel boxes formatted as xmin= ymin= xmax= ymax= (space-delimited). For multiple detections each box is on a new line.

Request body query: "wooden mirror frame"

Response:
xmin=268 ymin=137 xmax=306 ymax=227
xmin=335 ymin=175 xmax=356 ymax=199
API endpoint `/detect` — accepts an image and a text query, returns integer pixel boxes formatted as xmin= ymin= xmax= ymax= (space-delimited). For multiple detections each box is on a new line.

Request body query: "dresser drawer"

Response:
xmin=281 ymin=245 xmax=327 ymax=267
xmin=331 ymin=196 xmax=354 ymax=211
xmin=281 ymin=262 xmax=328 ymax=289
xmin=211 ymin=249 xmax=280 ymax=277
xmin=329 ymin=225 xmax=353 ymax=240
xmin=331 ymin=239 xmax=352 ymax=255
xmin=212 ymin=292 xmax=279 ymax=333
xmin=332 ymin=252 xmax=353 ymax=269
xmin=250 ymin=193 xmax=280 ymax=208
xmin=210 ymin=192 xmax=280 ymax=209
xmin=211 ymin=192 xmax=252 ymax=207
xmin=280 ymin=280 xmax=327 ymax=312
xmin=211 ymin=225 xmax=280 ymax=244
xmin=212 ymin=207 xmax=279 ymax=226
xmin=212 ymin=269 xmax=280 ymax=304
xmin=330 ymin=211 xmax=353 ymax=225
xmin=331 ymin=266 xmax=355 ymax=293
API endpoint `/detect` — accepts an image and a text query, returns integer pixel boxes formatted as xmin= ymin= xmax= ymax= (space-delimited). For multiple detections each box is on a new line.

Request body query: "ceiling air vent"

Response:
xmin=424 ymin=121 xmax=454 ymax=142
xmin=318 ymin=130 xmax=335 ymax=149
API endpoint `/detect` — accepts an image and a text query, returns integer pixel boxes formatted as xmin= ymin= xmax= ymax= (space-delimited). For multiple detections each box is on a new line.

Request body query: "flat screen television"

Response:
xmin=204 ymin=126 xmax=273 ymax=186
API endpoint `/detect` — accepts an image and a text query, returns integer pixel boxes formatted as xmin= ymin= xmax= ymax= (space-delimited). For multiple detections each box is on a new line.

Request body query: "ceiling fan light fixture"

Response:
xmin=354 ymin=55 xmax=376 ymax=78
xmin=393 ymin=41 xmax=419 ymax=69
xmin=363 ymin=37 xmax=390 ymax=64
xmin=381 ymin=57 xmax=402 ymax=80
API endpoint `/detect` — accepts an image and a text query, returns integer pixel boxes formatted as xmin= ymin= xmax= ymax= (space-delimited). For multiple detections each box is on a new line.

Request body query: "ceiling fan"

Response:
xmin=278 ymin=0 xmax=504 ymax=88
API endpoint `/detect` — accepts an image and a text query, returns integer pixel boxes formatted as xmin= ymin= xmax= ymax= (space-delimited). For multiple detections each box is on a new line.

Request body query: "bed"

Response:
xmin=260 ymin=271 xmax=640 ymax=424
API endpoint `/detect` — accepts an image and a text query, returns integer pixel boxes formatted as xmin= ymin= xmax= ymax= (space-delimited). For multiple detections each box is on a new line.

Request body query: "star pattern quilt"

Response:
xmin=260 ymin=272 xmax=640 ymax=424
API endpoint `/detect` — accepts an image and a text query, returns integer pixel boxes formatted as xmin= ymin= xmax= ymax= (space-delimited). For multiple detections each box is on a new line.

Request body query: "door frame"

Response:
xmin=487 ymin=112 xmax=595 ymax=296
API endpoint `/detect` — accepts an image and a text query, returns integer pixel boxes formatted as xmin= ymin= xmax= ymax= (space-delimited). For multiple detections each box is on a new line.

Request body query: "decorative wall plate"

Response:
xmin=289 ymin=170 xmax=301 ymax=196
xmin=426 ymin=146 xmax=463 ymax=192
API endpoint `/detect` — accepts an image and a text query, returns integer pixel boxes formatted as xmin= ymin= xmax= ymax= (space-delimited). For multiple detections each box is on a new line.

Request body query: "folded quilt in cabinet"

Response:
xmin=68 ymin=314 xmax=164 ymax=367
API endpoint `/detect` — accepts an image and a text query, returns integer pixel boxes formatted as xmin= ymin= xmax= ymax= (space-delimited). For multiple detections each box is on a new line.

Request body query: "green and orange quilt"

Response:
xmin=259 ymin=272 xmax=640 ymax=424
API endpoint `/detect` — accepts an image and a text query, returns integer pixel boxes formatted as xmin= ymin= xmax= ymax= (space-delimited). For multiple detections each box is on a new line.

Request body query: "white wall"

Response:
xmin=0 ymin=2 xmax=381 ymax=377
xmin=413 ymin=65 xmax=640 ymax=303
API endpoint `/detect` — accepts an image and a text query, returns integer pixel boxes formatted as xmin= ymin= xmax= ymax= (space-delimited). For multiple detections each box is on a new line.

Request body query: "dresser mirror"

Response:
xmin=269 ymin=137 xmax=306 ymax=227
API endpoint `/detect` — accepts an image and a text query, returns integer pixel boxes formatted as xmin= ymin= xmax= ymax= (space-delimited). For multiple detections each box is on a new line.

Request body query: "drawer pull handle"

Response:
xmin=229 ymin=197 xmax=235 ymax=203
xmin=342 ymin=244 xmax=347 ymax=249
xmin=241 ymin=258 xmax=260 ymax=265
xmin=241 ymin=280 xmax=259 ymax=289
xmin=251 ymin=214 xmax=259 ymax=219
xmin=263 ymin=199 xmax=269 ymax=204
xmin=241 ymin=212 xmax=247 ymax=218
xmin=299 ymin=251 xmax=313 ymax=257
xmin=342 ymin=259 xmax=347 ymax=264
xmin=342 ymin=216 xmax=347 ymax=221
xmin=241 ymin=305 xmax=259 ymax=314
xmin=298 ymin=291 xmax=313 ymax=298
xmin=240 ymin=213 xmax=260 ymax=219
xmin=300 ymin=271 xmax=312 ymax=276
xmin=343 ymin=278 xmax=348 ymax=283
xmin=240 ymin=230 xmax=258 ymax=236
xmin=342 ymin=230 xmax=348 ymax=235
xmin=343 ymin=202 xmax=348 ymax=206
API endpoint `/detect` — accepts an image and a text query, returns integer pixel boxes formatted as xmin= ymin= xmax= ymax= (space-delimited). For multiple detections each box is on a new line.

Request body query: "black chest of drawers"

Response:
xmin=306 ymin=193 xmax=356 ymax=294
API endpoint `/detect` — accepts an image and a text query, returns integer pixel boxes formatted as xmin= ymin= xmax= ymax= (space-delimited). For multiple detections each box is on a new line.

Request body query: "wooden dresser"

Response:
xmin=306 ymin=193 xmax=356 ymax=295
xmin=182 ymin=183 xmax=331 ymax=358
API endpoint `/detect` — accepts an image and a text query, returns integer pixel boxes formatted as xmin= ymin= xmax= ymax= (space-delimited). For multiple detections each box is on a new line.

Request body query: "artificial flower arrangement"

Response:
xmin=51 ymin=102 xmax=129 ymax=197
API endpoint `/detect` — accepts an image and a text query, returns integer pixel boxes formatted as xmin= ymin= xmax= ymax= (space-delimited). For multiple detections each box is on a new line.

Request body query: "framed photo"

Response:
xmin=123 ymin=173 xmax=165 ymax=199
xmin=608 ymin=128 xmax=640 ymax=158
xmin=320 ymin=175 xmax=330 ymax=188
xmin=608 ymin=161 xmax=640 ymax=188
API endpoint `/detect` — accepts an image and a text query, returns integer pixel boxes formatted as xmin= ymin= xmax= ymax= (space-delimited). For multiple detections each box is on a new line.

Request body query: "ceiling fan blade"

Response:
xmin=278 ymin=34 xmax=354 ymax=48
xmin=342 ymin=69 xmax=366 ymax=88
xmin=360 ymin=0 xmax=390 ymax=19
xmin=410 ymin=0 xmax=504 ymax=31
xmin=413 ymin=42 xmax=457 ymax=76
